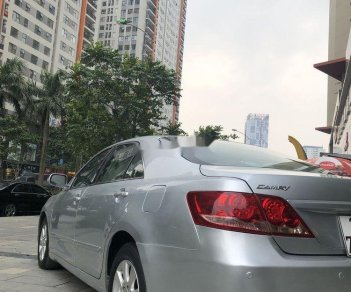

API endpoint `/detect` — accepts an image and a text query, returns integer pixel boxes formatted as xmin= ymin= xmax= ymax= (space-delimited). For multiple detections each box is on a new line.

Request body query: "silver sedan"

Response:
xmin=37 ymin=136 xmax=351 ymax=292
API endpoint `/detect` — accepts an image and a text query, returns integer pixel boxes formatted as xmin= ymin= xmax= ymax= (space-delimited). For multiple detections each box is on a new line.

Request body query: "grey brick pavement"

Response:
xmin=0 ymin=216 xmax=95 ymax=291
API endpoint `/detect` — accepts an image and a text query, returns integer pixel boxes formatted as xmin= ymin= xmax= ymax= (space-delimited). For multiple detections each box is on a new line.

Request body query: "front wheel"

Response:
xmin=108 ymin=243 xmax=146 ymax=292
xmin=3 ymin=203 xmax=16 ymax=216
xmin=38 ymin=218 xmax=59 ymax=269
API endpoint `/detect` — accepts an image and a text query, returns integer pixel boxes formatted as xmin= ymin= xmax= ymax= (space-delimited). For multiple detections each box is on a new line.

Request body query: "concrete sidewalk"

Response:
xmin=0 ymin=216 xmax=95 ymax=291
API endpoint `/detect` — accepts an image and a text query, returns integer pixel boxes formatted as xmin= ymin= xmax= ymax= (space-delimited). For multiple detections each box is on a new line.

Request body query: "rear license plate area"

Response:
xmin=339 ymin=216 xmax=351 ymax=257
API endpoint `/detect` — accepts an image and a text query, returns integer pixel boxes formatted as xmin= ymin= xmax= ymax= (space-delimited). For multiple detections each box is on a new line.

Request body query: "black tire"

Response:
xmin=108 ymin=243 xmax=147 ymax=292
xmin=2 ymin=203 xmax=16 ymax=217
xmin=37 ymin=217 xmax=59 ymax=269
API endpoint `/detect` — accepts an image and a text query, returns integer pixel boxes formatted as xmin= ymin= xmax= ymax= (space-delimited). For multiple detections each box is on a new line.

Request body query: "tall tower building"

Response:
xmin=245 ymin=113 xmax=269 ymax=148
xmin=303 ymin=146 xmax=325 ymax=159
xmin=96 ymin=0 xmax=187 ymax=124
xmin=0 ymin=0 xmax=100 ymax=78
xmin=76 ymin=0 xmax=101 ymax=61
xmin=0 ymin=0 xmax=60 ymax=80
xmin=0 ymin=0 xmax=186 ymax=123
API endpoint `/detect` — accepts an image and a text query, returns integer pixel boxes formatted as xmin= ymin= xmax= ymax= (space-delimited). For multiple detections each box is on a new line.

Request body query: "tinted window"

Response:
xmin=97 ymin=144 xmax=137 ymax=183
xmin=124 ymin=152 xmax=144 ymax=179
xmin=72 ymin=148 xmax=111 ymax=188
xmin=182 ymin=140 xmax=325 ymax=173
xmin=31 ymin=185 xmax=47 ymax=194
xmin=12 ymin=184 xmax=31 ymax=193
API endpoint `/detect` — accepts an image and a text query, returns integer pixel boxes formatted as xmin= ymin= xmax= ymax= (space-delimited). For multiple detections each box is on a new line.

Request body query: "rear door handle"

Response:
xmin=114 ymin=188 xmax=129 ymax=198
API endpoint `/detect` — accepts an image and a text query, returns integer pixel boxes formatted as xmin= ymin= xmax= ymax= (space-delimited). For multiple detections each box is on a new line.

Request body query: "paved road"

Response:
xmin=0 ymin=216 xmax=95 ymax=291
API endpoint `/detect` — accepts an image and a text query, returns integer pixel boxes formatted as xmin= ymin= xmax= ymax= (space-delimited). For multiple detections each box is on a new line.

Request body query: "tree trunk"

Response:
xmin=38 ymin=109 xmax=49 ymax=185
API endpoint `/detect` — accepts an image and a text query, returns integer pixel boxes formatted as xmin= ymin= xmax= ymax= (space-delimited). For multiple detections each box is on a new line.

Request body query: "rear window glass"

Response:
xmin=181 ymin=140 xmax=325 ymax=173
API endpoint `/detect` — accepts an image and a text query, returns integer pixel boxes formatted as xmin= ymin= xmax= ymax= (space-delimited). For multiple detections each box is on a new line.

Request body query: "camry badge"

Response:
xmin=257 ymin=185 xmax=290 ymax=191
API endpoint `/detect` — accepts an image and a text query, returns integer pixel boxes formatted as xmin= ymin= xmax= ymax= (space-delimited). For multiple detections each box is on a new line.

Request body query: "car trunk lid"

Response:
xmin=200 ymin=165 xmax=351 ymax=256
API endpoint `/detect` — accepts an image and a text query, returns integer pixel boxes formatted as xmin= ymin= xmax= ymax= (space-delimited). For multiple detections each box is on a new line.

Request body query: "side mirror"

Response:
xmin=47 ymin=173 xmax=67 ymax=188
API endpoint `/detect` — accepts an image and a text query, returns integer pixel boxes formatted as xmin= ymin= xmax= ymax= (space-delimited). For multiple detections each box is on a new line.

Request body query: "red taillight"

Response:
xmin=187 ymin=191 xmax=314 ymax=238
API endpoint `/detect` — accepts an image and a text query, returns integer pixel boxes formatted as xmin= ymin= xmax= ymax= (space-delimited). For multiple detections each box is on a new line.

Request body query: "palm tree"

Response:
xmin=160 ymin=121 xmax=188 ymax=136
xmin=0 ymin=58 xmax=27 ymax=117
xmin=30 ymin=71 xmax=65 ymax=185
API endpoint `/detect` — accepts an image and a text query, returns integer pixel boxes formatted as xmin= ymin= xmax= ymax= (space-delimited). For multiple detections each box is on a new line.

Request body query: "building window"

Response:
xmin=23 ymin=18 xmax=29 ymax=27
xmin=32 ymin=40 xmax=40 ymax=50
xmin=9 ymin=43 xmax=17 ymax=54
xmin=47 ymin=19 xmax=54 ymax=28
xmin=42 ymin=61 xmax=49 ymax=70
xmin=20 ymin=49 xmax=25 ymax=58
xmin=15 ymin=0 xmax=23 ymax=7
xmin=12 ymin=12 xmax=21 ymax=23
xmin=22 ymin=33 xmax=27 ymax=43
xmin=49 ymin=4 xmax=55 ymax=15
xmin=29 ymin=69 xmax=36 ymax=80
xmin=30 ymin=54 xmax=38 ymax=65
xmin=35 ymin=25 xmax=42 ymax=36
xmin=44 ymin=46 xmax=50 ymax=56
xmin=36 ymin=11 xmax=43 ymax=21
xmin=10 ymin=27 xmax=19 ymax=38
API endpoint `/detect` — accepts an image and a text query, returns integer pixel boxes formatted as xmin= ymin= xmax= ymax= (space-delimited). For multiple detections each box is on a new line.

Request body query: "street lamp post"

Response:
xmin=233 ymin=129 xmax=268 ymax=147
xmin=232 ymin=129 xmax=249 ymax=144
xmin=116 ymin=18 xmax=149 ymax=59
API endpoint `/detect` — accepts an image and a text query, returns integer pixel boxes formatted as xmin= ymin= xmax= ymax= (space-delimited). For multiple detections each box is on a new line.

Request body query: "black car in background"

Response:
xmin=0 ymin=183 xmax=51 ymax=216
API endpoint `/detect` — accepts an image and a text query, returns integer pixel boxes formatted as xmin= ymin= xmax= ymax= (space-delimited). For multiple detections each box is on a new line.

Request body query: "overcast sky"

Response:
xmin=179 ymin=0 xmax=330 ymax=156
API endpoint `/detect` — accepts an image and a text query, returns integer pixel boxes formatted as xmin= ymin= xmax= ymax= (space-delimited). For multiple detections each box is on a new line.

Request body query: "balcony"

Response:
xmin=88 ymin=0 xmax=97 ymax=9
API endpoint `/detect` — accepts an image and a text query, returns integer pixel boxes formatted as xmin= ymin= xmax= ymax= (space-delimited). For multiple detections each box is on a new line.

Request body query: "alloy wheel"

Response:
xmin=38 ymin=223 xmax=47 ymax=262
xmin=4 ymin=204 xmax=16 ymax=216
xmin=113 ymin=260 xmax=139 ymax=292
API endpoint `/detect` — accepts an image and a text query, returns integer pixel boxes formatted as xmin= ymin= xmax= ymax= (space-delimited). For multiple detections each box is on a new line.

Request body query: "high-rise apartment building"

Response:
xmin=0 ymin=0 xmax=186 ymax=122
xmin=244 ymin=113 xmax=269 ymax=148
xmin=97 ymin=0 xmax=187 ymax=124
xmin=0 ymin=0 xmax=100 ymax=78
xmin=76 ymin=0 xmax=101 ymax=61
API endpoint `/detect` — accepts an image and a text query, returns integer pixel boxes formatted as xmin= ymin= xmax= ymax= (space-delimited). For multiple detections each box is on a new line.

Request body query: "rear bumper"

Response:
xmin=137 ymin=227 xmax=351 ymax=292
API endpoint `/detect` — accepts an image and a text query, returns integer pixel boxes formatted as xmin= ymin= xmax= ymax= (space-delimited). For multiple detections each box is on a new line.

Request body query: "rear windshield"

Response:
xmin=181 ymin=140 xmax=325 ymax=173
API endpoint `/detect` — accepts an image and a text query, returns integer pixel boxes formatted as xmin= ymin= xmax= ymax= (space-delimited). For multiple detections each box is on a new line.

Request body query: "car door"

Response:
xmin=30 ymin=184 xmax=51 ymax=212
xmin=50 ymin=148 xmax=112 ymax=265
xmin=11 ymin=184 xmax=36 ymax=212
xmin=74 ymin=143 xmax=144 ymax=278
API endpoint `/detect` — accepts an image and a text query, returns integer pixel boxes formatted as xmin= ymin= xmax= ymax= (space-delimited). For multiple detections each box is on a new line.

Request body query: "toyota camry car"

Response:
xmin=38 ymin=136 xmax=351 ymax=292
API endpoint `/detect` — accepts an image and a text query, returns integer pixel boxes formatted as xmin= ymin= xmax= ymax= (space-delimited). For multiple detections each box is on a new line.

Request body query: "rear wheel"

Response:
xmin=3 ymin=203 xmax=16 ymax=217
xmin=108 ymin=243 xmax=146 ymax=292
xmin=38 ymin=218 xmax=59 ymax=269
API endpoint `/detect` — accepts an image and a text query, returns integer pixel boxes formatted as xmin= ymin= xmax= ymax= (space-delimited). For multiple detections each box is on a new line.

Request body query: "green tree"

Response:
xmin=0 ymin=115 xmax=38 ymax=179
xmin=0 ymin=58 xmax=28 ymax=117
xmin=196 ymin=125 xmax=239 ymax=145
xmin=47 ymin=126 xmax=74 ymax=170
xmin=28 ymin=71 xmax=66 ymax=185
xmin=160 ymin=121 xmax=187 ymax=136
xmin=65 ymin=43 xmax=181 ymax=165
